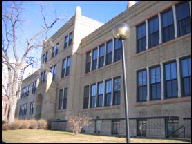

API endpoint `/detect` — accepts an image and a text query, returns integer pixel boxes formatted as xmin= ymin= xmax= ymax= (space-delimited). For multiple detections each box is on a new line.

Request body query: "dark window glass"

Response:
xmin=181 ymin=57 xmax=191 ymax=96
xmin=83 ymin=85 xmax=89 ymax=109
xmin=64 ymin=35 xmax=68 ymax=48
xmin=92 ymin=48 xmax=98 ymax=70
xmin=149 ymin=16 xmax=159 ymax=48
xmin=113 ymin=77 xmax=121 ymax=105
xmin=52 ymin=44 xmax=59 ymax=57
xmin=90 ymin=84 xmax=96 ymax=108
xmin=137 ymin=119 xmax=147 ymax=137
xmin=165 ymin=117 xmax=179 ymax=136
xmin=106 ymin=40 xmax=112 ymax=65
xmin=112 ymin=120 xmax=120 ymax=135
xmin=68 ymin=32 xmax=73 ymax=46
xmin=63 ymin=88 xmax=67 ymax=109
xmin=150 ymin=66 xmax=161 ymax=100
xmin=45 ymin=52 xmax=48 ymax=62
xmin=61 ymin=59 xmax=67 ymax=78
xmin=114 ymin=38 xmax=122 ymax=62
xmin=165 ymin=62 xmax=178 ymax=98
xmin=99 ymin=44 xmax=105 ymax=68
xmin=58 ymin=89 xmax=63 ymax=109
xmin=137 ymin=23 xmax=146 ymax=53
xmin=51 ymin=65 xmax=56 ymax=80
xmin=30 ymin=101 xmax=34 ymax=114
xmin=176 ymin=2 xmax=191 ymax=37
xmin=97 ymin=82 xmax=103 ymax=107
xmin=32 ymin=80 xmax=36 ymax=94
xmin=85 ymin=51 xmax=91 ymax=74
xmin=66 ymin=56 xmax=71 ymax=76
xmin=162 ymin=8 xmax=175 ymax=43
xmin=105 ymin=79 xmax=112 ymax=106
xmin=137 ymin=70 xmax=147 ymax=102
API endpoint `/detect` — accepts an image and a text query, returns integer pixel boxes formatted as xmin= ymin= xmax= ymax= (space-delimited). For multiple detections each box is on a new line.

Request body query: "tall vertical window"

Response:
xmin=64 ymin=35 xmax=68 ymax=48
xmin=105 ymin=79 xmax=112 ymax=106
xmin=63 ymin=88 xmax=68 ymax=109
xmin=113 ymin=77 xmax=121 ymax=105
xmin=30 ymin=101 xmax=34 ymax=114
xmin=114 ymin=38 xmax=122 ymax=62
xmin=41 ymin=71 xmax=46 ymax=83
xmin=181 ymin=57 xmax=191 ymax=96
xmin=137 ymin=119 xmax=147 ymax=137
xmin=58 ymin=89 xmax=63 ymax=109
xmin=51 ymin=65 xmax=56 ymax=80
xmin=24 ymin=103 xmax=27 ymax=115
xmin=97 ymin=82 xmax=103 ymax=107
xmin=90 ymin=84 xmax=96 ymax=108
xmin=83 ymin=85 xmax=89 ymax=109
xmin=112 ymin=120 xmax=120 ymax=135
xmin=68 ymin=32 xmax=73 ymax=46
xmin=176 ymin=2 xmax=191 ymax=37
xmin=148 ymin=16 xmax=159 ymax=48
xmin=66 ymin=56 xmax=71 ymax=76
xmin=150 ymin=66 xmax=161 ymax=100
xmin=52 ymin=44 xmax=59 ymax=57
xmin=165 ymin=62 xmax=178 ymax=98
xmin=32 ymin=80 xmax=36 ymax=94
xmin=92 ymin=48 xmax=98 ymax=70
xmin=137 ymin=70 xmax=147 ymax=102
xmin=137 ymin=23 xmax=146 ymax=53
xmin=105 ymin=40 xmax=112 ymax=65
xmin=61 ymin=58 xmax=67 ymax=78
xmin=162 ymin=8 xmax=175 ymax=43
xmin=42 ymin=52 xmax=48 ymax=63
xmin=85 ymin=51 xmax=91 ymax=74
xmin=99 ymin=44 xmax=105 ymax=68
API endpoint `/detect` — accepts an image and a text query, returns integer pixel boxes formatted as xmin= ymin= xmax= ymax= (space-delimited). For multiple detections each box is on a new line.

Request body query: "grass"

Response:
xmin=2 ymin=129 xmax=190 ymax=143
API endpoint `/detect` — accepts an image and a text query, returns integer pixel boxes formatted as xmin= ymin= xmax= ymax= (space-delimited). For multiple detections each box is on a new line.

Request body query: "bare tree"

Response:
xmin=2 ymin=1 xmax=65 ymax=124
xmin=68 ymin=113 xmax=92 ymax=135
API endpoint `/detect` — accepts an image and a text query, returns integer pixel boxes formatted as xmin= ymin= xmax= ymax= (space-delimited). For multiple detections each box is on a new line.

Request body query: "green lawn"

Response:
xmin=2 ymin=129 xmax=190 ymax=143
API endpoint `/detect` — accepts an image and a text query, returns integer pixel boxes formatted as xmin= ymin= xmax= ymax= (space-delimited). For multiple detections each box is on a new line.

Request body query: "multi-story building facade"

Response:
xmin=16 ymin=1 xmax=191 ymax=138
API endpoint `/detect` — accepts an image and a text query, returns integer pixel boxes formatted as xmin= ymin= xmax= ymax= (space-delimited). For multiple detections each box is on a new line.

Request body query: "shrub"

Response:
xmin=29 ymin=119 xmax=38 ymax=129
xmin=2 ymin=123 xmax=9 ymax=130
xmin=8 ymin=120 xmax=22 ymax=130
xmin=20 ymin=120 xmax=30 ymax=129
xmin=38 ymin=119 xmax=47 ymax=129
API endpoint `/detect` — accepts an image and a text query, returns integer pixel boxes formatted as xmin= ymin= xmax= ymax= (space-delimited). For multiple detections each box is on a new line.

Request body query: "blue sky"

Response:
xmin=4 ymin=1 xmax=129 ymax=68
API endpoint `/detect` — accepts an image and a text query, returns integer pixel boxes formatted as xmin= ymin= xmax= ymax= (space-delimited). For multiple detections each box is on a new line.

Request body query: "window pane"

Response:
xmin=162 ymin=9 xmax=174 ymax=27
xmin=171 ymin=62 xmax=177 ymax=79
xmin=114 ymin=77 xmax=121 ymax=91
xmin=165 ymin=64 xmax=171 ymax=80
xmin=181 ymin=58 xmax=188 ymax=77
xmin=188 ymin=57 xmax=191 ymax=76
xmin=106 ymin=80 xmax=112 ymax=93
xmin=149 ymin=16 xmax=159 ymax=34
xmin=156 ymin=67 xmax=161 ymax=82
xmin=106 ymin=40 xmax=112 ymax=54
xmin=92 ymin=49 xmax=98 ymax=60
xmin=91 ymin=84 xmax=96 ymax=97
xmin=98 ymin=82 xmax=103 ymax=95
xmin=157 ymin=83 xmax=161 ymax=99
xmin=184 ymin=77 xmax=190 ymax=96
xmin=166 ymin=81 xmax=172 ymax=98
xmin=142 ymin=71 xmax=147 ymax=85
xmin=176 ymin=2 xmax=190 ymax=21
xmin=67 ymin=57 xmax=71 ymax=67
xmin=172 ymin=79 xmax=178 ymax=97
xmin=150 ymin=68 xmax=156 ymax=84
xmin=114 ymin=38 xmax=122 ymax=50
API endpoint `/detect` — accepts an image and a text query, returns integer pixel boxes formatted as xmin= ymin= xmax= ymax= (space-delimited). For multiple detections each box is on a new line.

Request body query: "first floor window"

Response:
xmin=105 ymin=79 xmax=112 ymax=106
xmin=83 ymin=85 xmax=89 ymax=109
xmin=112 ymin=120 xmax=120 ymax=135
xmin=90 ymin=84 xmax=96 ymax=108
xmin=137 ymin=119 xmax=147 ymax=137
xmin=137 ymin=70 xmax=147 ymax=102
xmin=30 ymin=101 xmax=34 ymax=114
xmin=113 ymin=77 xmax=121 ymax=105
xmin=97 ymin=82 xmax=103 ymax=107
xmin=58 ymin=89 xmax=63 ymax=109
xmin=63 ymin=88 xmax=67 ymax=109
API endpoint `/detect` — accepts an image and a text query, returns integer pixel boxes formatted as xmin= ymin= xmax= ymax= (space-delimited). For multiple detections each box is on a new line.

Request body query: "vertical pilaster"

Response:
xmin=97 ymin=46 xmax=99 ymax=69
xmin=189 ymin=1 xmax=191 ymax=17
xmin=95 ymin=83 xmax=97 ymax=108
xmin=146 ymin=67 xmax=150 ymax=101
xmin=104 ymin=43 xmax=106 ymax=66
xmin=111 ymin=78 xmax=113 ymax=106
xmin=172 ymin=5 xmax=178 ymax=38
xmin=176 ymin=57 xmax=181 ymax=97
xmin=145 ymin=20 xmax=149 ymax=50
xmin=158 ymin=13 xmax=162 ymax=44
xmin=103 ymin=80 xmax=105 ymax=107
xmin=88 ymin=84 xmax=90 ymax=109
xmin=160 ymin=63 xmax=164 ymax=100
xmin=112 ymin=38 xmax=115 ymax=63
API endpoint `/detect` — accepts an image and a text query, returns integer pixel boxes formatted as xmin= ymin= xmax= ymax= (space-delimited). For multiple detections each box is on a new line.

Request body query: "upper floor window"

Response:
xmin=51 ymin=65 xmax=56 ymax=80
xmin=42 ymin=52 xmax=48 ymax=63
xmin=114 ymin=38 xmax=122 ymax=62
xmin=58 ymin=89 xmax=63 ymax=109
xmin=99 ymin=44 xmax=105 ymax=68
xmin=113 ymin=77 xmax=121 ymax=105
xmin=137 ymin=70 xmax=147 ymax=102
xmin=97 ymin=81 xmax=103 ymax=107
xmin=176 ymin=2 xmax=191 ymax=37
xmin=92 ymin=48 xmax=98 ymax=71
xmin=41 ymin=71 xmax=46 ymax=83
xmin=137 ymin=23 xmax=146 ymax=53
xmin=150 ymin=66 xmax=161 ymax=100
xmin=180 ymin=56 xmax=191 ymax=96
xmin=83 ymin=85 xmax=89 ymax=109
xmin=21 ymin=85 xmax=30 ymax=98
xmin=64 ymin=35 xmax=69 ymax=48
xmin=61 ymin=58 xmax=67 ymax=78
xmin=63 ymin=88 xmax=68 ymax=109
xmin=66 ymin=56 xmax=71 ymax=76
xmin=32 ymin=80 xmax=36 ymax=94
xmin=30 ymin=101 xmax=34 ymax=114
xmin=90 ymin=84 xmax=96 ymax=108
xmin=148 ymin=16 xmax=159 ymax=48
xmin=52 ymin=44 xmax=59 ymax=57
xmin=105 ymin=40 xmax=112 ymax=65
xmin=105 ymin=79 xmax=112 ymax=106
xmin=68 ymin=32 xmax=73 ymax=46
xmin=165 ymin=61 xmax=177 ymax=99
xmin=162 ymin=8 xmax=175 ymax=43
xmin=85 ymin=51 xmax=91 ymax=74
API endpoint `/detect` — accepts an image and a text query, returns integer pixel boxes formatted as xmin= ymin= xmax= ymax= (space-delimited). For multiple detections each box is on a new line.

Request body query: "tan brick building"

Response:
xmin=16 ymin=1 xmax=191 ymax=138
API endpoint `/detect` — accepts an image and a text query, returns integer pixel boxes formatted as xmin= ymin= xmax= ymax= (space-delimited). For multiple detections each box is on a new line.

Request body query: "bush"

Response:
xmin=29 ymin=119 xmax=38 ymax=129
xmin=20 ymin=120 xmax=30 ymax=129
xmin=2 ymin=123 xmax=9 ymax=130
xmin=8 ymin=120 xmax=22 ymax=130
xmin=38 ymin=119 xmax=47 ymax=129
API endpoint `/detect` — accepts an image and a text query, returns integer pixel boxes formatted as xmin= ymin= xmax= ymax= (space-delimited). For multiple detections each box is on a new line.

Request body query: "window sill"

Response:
xmin=84 ymin=60 xmax=121 ymax=76
xmin=133 ymin=33 xmax=191 ymax=57
xmin=135 ymin=96 xmax=191 ymax=107
xmin=81 ymin=105 xmax=122 ymax=111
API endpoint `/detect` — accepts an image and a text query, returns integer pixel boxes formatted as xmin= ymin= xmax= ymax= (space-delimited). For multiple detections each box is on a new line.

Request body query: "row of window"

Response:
xmin=83 ymin=77 xmax=121 ymax=109
xmin=42 ymin=32 xmax=73 ymax=63
xmin=85 ymin=38 xmax=122 ymax=74
xmin=58 ymin=88 xmax=68 ymax=110
xmin=137 ymin=2 xmax=191 ymax=53
xmin=137 ymin=56 xmax=191 ymax=102
xmin=19 ymin=102 xmax=34 ymax=116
